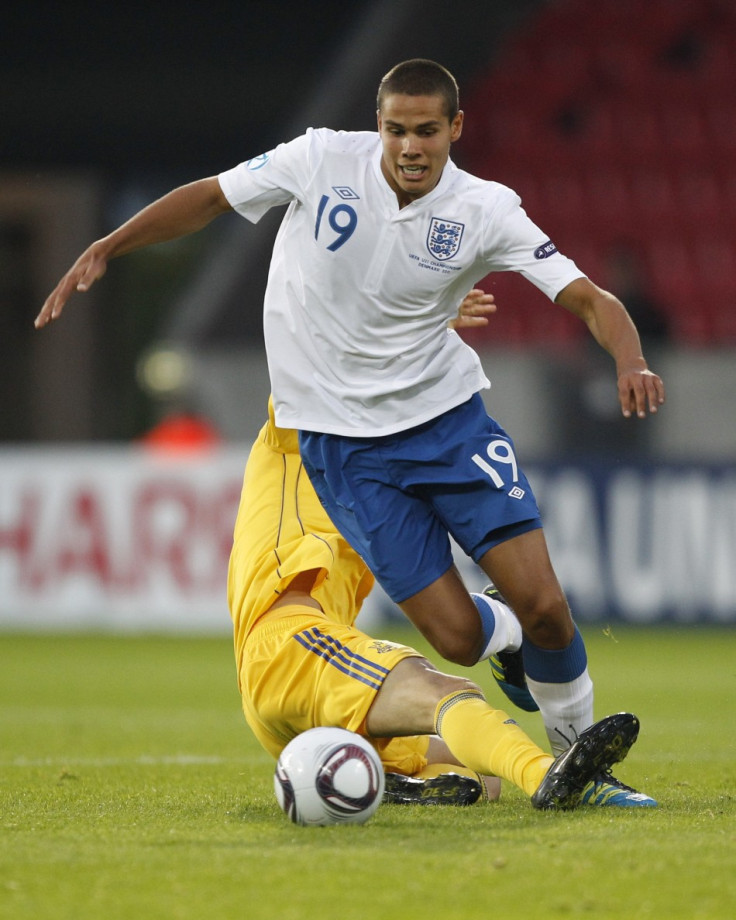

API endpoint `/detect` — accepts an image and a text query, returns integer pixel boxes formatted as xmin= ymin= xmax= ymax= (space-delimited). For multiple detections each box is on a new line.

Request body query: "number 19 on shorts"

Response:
xmin=471 ymin=439 xmax=526 ymax=499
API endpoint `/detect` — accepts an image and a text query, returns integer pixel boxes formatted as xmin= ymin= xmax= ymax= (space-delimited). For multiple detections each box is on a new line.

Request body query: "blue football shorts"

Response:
xmin=299 ymin=394 xmax=542 ymax=603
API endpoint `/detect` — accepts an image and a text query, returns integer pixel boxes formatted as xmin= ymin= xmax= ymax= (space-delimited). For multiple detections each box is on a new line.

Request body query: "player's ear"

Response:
xmin=450 ymin=110 xmax=464 ymax=143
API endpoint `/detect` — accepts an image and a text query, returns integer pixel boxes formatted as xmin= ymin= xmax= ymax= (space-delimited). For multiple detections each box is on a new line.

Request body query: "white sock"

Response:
xmin=526 ymin=670 xmax=595 ymax=757
xmin=471 ymin=592 xmax=523 ymax=661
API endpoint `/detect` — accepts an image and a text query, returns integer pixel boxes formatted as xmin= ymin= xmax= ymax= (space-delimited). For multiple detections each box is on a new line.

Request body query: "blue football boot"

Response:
xmin=483 ymin=586 xmax=539 ymax=712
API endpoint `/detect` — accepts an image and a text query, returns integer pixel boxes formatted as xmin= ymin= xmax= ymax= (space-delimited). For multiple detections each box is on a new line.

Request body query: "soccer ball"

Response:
xmin=274 ymin=727 xmax=385 ymax=826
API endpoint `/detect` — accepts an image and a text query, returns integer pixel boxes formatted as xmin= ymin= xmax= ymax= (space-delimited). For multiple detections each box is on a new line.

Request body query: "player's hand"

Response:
xmin=34 ymin=241 xmax=109 ymax=328
xmin=617 ymin=366 xmax=665 ymax=419
xmin=449 ymin=289 xmax=497 ymax=330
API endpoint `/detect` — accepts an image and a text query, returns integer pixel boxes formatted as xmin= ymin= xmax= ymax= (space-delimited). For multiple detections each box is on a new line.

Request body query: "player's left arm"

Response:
xmin=555 ymin=276 xmax=666 ymax=419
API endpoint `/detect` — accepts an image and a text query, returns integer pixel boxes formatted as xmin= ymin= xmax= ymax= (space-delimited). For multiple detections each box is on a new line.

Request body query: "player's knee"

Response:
xmin=426 ymin=618 xmax=485 ymax=666
xmin=419 ymin=669 xmax=484 ymax=713
xmin=519 ymin=589 xmax=574 ymax=649
xmin=432 ymin=633 xmax=482 ymax=668
xmin=396 ymin=658 xmax=482 ymax=700
xmin=365 ymin=659 xmax=482 ymax=736
xmin=430 ymin=671 xmax=483 ymax=699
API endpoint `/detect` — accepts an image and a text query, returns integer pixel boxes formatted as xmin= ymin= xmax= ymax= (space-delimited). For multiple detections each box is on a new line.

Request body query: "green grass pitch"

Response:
xmin=1 ymin=625 xmax=734 ymax=920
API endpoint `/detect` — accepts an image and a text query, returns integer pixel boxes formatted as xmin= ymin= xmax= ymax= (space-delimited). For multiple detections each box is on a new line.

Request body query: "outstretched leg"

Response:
xmin=367 ymin=657 xmax=638 ymax=810
xmin=477 ymin=529 xmax=594 ymax=757
xmin=398 ymin=534 xmax=594 ymax=759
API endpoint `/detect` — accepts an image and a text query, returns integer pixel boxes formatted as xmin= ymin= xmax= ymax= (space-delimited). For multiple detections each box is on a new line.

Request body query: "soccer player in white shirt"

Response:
xmin=37 ymin=59 xmax=664 ymax=807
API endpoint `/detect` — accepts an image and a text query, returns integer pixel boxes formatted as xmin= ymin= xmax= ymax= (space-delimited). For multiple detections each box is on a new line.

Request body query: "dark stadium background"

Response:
xmin=0 ymin=0 xmax=540 ymax=441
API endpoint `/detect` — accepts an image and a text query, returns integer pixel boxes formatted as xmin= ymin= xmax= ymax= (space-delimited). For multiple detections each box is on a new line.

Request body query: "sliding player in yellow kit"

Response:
xmin=227 ymin=388 xmax=640 ymax=811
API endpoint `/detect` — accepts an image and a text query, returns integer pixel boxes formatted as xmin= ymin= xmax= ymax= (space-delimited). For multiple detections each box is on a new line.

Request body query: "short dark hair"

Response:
xmin=377 ymin=59 xmax=460 ymax=121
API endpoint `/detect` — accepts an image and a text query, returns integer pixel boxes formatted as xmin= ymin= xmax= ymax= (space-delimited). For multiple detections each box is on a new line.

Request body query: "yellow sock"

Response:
xmin=434 ymin=690 xmax=553 ymax=797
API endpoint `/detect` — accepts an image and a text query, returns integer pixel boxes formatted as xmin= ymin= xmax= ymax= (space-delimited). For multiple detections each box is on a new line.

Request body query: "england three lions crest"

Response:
xmin=427 ymin=217 xmax=465 ymax=261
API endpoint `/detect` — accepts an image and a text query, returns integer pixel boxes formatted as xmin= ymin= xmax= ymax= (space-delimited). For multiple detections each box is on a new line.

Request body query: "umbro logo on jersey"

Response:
xmin=534 ymin=240 xmax=558 ymax=259
xmin=509 ymin=486 xmax=526 ymax=500
xmin=332 ymin=186 xmax=360 ymax=200
xmin=427 ymin=217 xmax=464 ymax=261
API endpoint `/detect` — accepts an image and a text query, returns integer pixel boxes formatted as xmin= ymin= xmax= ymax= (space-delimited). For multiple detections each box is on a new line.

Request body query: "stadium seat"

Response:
xmin=677 ymin=171 xmax=728 ymax=230
xmin=696 ymin=39 xmax=736 ymax=93
xmin=658 ymin=106 xmax=709 ymax=165
xmin=629 ymin=173 xmax=680 ymax=227
xmin=461 ymin=0 xmax=736 ymax=344
xmin=584 ymin=172 xmax=632 ymax=237
xmin=645 ymin=237 xmax=699 ymax=304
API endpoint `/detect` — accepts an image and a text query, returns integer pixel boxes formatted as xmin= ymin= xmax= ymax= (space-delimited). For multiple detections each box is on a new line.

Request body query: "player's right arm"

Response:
xmin=35 ymin=176 xmax=231 ymax=328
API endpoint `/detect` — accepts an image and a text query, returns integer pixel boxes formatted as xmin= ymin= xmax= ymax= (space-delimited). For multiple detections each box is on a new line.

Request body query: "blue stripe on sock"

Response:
xmin=522 ymin=626 xmax=588 ymax=683
xmin=471 ymin=593 xmax=496 ymax=648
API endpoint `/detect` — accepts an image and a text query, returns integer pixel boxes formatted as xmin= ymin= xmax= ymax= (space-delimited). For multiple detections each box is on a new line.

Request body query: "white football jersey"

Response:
xmin=219 ymin=128 xmax=584 ymax=436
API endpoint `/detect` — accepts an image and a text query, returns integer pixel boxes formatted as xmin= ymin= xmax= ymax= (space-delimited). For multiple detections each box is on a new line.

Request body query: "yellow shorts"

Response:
xmin=240 ymin=606 xmax=429 ymax=774
xmin=228 ymin=403 xmax=429 ymax=774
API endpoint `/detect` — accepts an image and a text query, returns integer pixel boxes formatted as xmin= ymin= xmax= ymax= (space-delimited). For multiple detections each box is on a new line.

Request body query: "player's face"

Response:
xmin=377 ymin=93 xmax=463 ymax=208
